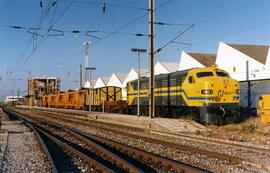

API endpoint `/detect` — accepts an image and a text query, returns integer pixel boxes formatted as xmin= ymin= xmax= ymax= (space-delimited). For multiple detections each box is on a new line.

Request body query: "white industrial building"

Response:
xmin=107 ymin=73 xmax=128 ymax=87
xmin=84 ymin=79 xmax=97 ymax=89
xmin=216 ymin=42 xmax=270 ymax=81
xmin=215 ymin=42 xmax=270 ymax=109
xmin=177 ymin=42 xmax=270 ymax=109
xmin=179 ymin=52 xmax=216 ymax=70
xmin=94 ymin=76 xmax=110 ymax=88
xmin=4 ymin=96 xmax=24 ymax=103
xmin=154 ymin=61 xmax=179 ymax=75
xmin=92 ymin=42 xmax=270 ymax=109
xmin=107 ymin=73 xmax=128 ymax=99
xmin=122 ymin=68 xmax=148 ymax=100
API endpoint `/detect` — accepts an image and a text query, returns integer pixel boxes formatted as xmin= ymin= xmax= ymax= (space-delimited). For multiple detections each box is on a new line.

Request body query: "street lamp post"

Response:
xmin=131 ymin=48 xmax=147 ymax=116
xmin=86 ymin=67 xmax=96 ymax=112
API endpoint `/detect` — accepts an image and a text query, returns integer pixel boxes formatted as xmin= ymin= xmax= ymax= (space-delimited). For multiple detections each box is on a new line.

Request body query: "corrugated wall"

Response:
xmin=240 ymin=79 xmax=270 ymax=108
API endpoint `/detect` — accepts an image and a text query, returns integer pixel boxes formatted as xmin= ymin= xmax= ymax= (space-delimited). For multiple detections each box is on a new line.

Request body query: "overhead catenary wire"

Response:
xmin=44 ymin=0 xmax=128 ymax=67
xmin=195 ymin=0 xmax=265 ymax=25
xmin=154 ymin=0 xmax=267 ymax=57
xmin=6 ymin=0 xmax=74 ymax=89
xmin=154 ymin=22 xmax=191 ymax=26
xmin=13 ymin=1 xmax=58 ymax=70
xmin=71 ymin=0 xmax=148 ymax=11
xmin=155 ymin=24 xmax=194 ymax=54
xmin=0 ymin=24 xmax=150 ymax=37
xmin=157 ymin=20 xmax=270 ymax=58
xmin=20 ymin=0 xmax=74 ymax=68
xmin=57 ymin=0 xmax=175 ymax=66
xmin=84 ymin=0 xmax=175 ymax=46
xmin=7 ymin=0 xmax=175 ymax=81
xmin=185 ymin=21 xmax=270 ymax=49
xmin=12 ymin=0 xmax=174 ymax=69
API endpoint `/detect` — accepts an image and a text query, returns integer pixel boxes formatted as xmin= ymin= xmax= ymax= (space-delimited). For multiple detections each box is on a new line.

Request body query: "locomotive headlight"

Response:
xmin=201 ymin=89 xmax=213 ymax=94
xmin=235 ymin=89 xmax=240 ymax=94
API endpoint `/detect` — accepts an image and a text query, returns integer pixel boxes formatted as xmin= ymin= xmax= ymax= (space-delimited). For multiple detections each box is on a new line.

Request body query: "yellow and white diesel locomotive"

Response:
xmin=127 ymin=65 xmax=240 ymax=124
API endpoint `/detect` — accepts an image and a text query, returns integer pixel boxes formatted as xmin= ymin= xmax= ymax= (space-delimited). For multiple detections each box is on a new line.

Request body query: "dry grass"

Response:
xmin=204 ymin=116 xmax=270 ymax=145
xmin=224 ymin=116 xmax=264 ymax=133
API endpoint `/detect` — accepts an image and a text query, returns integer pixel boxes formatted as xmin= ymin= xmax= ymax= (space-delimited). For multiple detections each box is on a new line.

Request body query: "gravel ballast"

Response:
xmin=0 ymin=113 xmax=52 ymax=173
xmin=13 ymin=109 xmax=270 ymax=172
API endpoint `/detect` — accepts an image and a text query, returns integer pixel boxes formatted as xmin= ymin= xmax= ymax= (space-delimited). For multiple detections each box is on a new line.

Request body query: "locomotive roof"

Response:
xmin=128 ymin=66 xmax=229 ymax=84
xmin=130 ymin=69 xmax=190 ymax=84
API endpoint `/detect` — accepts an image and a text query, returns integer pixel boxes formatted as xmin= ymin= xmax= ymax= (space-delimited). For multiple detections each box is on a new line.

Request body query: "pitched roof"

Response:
xmin=228 ymin=44 xmax=269 ymax=64
xmin=159 ymin=61 xmax=179 ymax=72
xmin=90 ymin=79 xmax=97 ymax=87
xmin=186 ymin=52 xmax=216 ymax=67
xmin=134 ymin=68 xmax=149 ymax=77
xmin=100 ymin=77 xmax=110 ymax=85
xmin=114 ymin=73 xmax=128 ymax=83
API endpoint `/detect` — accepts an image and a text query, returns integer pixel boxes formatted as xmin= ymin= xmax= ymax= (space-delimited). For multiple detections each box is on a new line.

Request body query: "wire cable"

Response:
xmin=155 ymin=24 xmax=194 ymax=54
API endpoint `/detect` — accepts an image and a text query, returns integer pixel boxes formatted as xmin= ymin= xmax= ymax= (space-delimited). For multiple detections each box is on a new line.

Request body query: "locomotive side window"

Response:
xmin=188 ymin=76 xmax=195 ymax=84
xmin=196 ymin=72 xmax=214 ymax=78
xmin=161 ymin=79 xmax=167 ymax=87
xmin=170 ymin=78 xmax=176 ymax=86
xmin=216 ymin=71 xmax=229 ymax=77
xmin=141 ymin=82 xmax=148 ymax=89
xmin=133 ymin=83 xmax=138 ymax=90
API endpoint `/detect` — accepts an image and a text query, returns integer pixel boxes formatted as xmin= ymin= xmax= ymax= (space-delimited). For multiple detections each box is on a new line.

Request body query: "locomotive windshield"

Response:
xmin=196 ymin=72 xmax=214 ymax=78
xmin=216 ymin=71 xmax=229 ymax=77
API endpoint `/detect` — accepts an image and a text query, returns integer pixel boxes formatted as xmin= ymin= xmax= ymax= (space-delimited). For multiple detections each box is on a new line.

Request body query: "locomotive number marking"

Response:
xmin=218 ymin=90 xmax=224 ymax=97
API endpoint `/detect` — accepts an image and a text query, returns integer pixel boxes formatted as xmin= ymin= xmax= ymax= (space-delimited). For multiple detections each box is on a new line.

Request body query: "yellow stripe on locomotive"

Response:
xmin=127 ymin=65 xmax=240 ymax=124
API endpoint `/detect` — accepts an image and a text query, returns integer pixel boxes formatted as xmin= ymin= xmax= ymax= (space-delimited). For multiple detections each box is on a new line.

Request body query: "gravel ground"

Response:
xmin=143 ymin=131 xmax=270 ymax=163
xmin=0 ymin=132 xmax=8 ymax=168
xmin=1 ymin=113 xmax=10 ymax=121
xmin=44 ymin=125 xmax=94 ymax=173
xmin=79 ymin=127 xmax=269 ymax=173
xmin=0 ymin=116 xmax=52 ymax=173
xmin=36 ymin=114 xmax=269 ymax=172
xmin=1 ymin=124 xmax=30 ymax=133
xmin=15 ymin=109 xmax=270 ymax=172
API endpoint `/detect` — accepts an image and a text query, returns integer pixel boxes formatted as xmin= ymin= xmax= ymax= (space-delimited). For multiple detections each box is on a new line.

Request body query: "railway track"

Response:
xmin=4 ymin=108 xmax=208 ymax=173
xmin=27 ymin=109 xmax=270 ymax=158
xmin=36 ymin=108 xmax=270 ymax=154
xmin=8 ymin=108 xmax=270 ymax=171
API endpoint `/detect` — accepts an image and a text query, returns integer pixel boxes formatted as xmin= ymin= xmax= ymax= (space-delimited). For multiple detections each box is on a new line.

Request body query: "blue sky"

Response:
xmin=0 ymin=0 xmax=270 ymax=100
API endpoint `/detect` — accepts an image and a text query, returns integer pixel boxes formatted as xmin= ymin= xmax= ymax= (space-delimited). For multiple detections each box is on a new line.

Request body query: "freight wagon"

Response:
xmin=41 ymin=86 xmax=124 ymax=112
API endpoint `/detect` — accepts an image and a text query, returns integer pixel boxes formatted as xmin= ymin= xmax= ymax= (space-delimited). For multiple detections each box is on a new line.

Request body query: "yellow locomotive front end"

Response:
xmin=183 ymin=66 xmax=240 ymax=124
xmin=126 ymin=65 xmax=240 ymax=124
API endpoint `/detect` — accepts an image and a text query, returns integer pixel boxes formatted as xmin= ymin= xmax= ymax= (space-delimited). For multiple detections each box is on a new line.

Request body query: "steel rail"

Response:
xmin=23 ymin=110 xmax=248 ymax=163
xmin=12 ymin=108 xmax=208 ymax=173
xmin=69 ymin=128 xmax=208 ymax=173
xmin=20 ymin=115 xmax=154 ymax=173
xmin=149 ymin=130 xmax=270 ymax=154
xmin=31 ymin=125 xmax=58 ymax=173
xmin=4 ymin=108 xmax=114 ymax=173
xmin=3 ymin=109 xmax=59 ymax=173
xmin=63 ymin=128 xmax=145 ymax=173
xmin=34 ymin=126 xmax=114 ymax=173
xmin=35 ymin=108 xmax=270 ymax=154
xmin=14 ymin=108 xmax=269 ymax=169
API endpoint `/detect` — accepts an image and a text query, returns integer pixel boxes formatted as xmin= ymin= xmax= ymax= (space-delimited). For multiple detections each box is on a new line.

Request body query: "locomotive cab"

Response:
xmin=126 ymin=65 xmax=240 ymax=124
xmin=183 ymin=66 xmax=240 ymax=124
